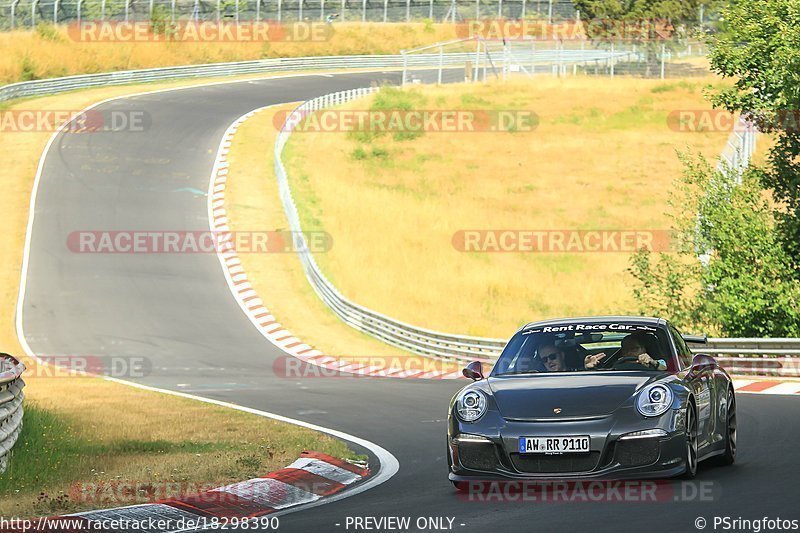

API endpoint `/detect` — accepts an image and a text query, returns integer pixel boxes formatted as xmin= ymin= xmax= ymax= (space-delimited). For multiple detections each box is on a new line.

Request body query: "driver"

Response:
xmin=584 ymin=333 xmax=667 ymax=370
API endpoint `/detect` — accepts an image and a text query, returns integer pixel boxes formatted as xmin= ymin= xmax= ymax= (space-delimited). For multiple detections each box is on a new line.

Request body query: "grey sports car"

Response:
xmin=447 ymin=316 xmax=737 ymax=485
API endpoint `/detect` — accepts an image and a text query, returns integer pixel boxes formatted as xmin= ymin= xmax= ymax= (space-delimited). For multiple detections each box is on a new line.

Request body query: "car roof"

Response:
xmin=520 ymin=316 xmax=666 ymax=332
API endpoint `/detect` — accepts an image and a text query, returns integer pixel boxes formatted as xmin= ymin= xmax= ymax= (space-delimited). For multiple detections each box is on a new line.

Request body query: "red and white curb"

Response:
xmin=207 ymin=110 xmax=800 ymax=391
xmin=207 ymin=108 xmax=463 ymax=381
xmin=732 ymin=378 xmax=800 ymax=395
xmin=29 ymin=452 xmax=368 ymax=532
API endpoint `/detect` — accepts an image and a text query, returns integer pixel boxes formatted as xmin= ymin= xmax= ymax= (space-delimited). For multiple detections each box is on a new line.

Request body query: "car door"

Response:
xmin=670 ymin=325 xmax=715 ymax=447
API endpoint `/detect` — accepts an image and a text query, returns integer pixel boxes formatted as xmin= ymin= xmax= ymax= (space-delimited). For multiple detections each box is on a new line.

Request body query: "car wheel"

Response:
xmin=681 ymin=405 xmax=698 ymax=479
xmin=715 ymin=389 xmax=737 ymax=466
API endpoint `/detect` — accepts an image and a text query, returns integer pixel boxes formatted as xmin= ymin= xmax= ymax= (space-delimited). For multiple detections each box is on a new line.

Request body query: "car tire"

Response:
xmin=681 ymin=405 xmax=698 ymax=479
xmin=714 ymin=388 xmax=737 ymax=466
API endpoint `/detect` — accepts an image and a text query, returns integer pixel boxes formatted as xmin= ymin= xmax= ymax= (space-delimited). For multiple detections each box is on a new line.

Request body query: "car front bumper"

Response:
xmin=448 ymin=410 xmax=688 ymax=480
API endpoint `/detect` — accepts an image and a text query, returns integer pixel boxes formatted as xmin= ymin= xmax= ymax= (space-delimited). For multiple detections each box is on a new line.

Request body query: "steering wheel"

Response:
xmin=596 ymin=352 xmax=642 ymax=369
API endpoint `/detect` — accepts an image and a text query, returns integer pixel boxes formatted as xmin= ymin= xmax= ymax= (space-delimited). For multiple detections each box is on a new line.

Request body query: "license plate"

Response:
xmin=519 ymin=436 xmax=590 ymax=454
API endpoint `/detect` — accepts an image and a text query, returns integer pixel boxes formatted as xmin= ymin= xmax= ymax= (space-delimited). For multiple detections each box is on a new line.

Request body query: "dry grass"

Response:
xmin=283 ymin=76 xmax=733 ymax=338
xmin=2 ymin=366 xmax=350 ymax=518
xmin=0 ymin=22 xmax=457 ymax=83
xmin=224 ymin=104 xmax=438 ymax=366
xmin=0 ymin=77 xmax=356 ymax=518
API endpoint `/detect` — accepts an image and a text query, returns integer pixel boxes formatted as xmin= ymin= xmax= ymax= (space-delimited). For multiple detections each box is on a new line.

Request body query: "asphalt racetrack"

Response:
xmin=20 ymin=69 xmax=800 ymax=532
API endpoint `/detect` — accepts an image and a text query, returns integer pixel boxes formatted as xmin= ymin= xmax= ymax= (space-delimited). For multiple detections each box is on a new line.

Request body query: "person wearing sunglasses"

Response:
xmin=539 ymin=343 xmax=567 ymax=372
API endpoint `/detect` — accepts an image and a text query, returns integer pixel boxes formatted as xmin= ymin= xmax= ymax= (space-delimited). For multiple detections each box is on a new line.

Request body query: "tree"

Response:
xmin=708 ymin=0 xmax=800 ymax=267
xmin=629 ymin=154 xmax=800 ymax=337
xmin=572 ymin=0 xmax=707 ymax=75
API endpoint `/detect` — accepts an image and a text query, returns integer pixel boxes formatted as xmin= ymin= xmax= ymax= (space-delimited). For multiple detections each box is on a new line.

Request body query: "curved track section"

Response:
xmin=20 ymin=71 xmax=800 ymax=532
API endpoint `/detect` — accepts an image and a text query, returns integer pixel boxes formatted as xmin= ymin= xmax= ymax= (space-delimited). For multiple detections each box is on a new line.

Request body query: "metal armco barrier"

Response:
xmin=0 ymin=48 xmax=625 ymax=103
xmin=0 ymin=47 xmax=789 ymax=373
xmin=275 ymin=87 xmax=503 ymax=364
xmin=275 ymin=88 xmax=800 ymax=374
xmin=0 ymin=354 xmax=25 ymax=474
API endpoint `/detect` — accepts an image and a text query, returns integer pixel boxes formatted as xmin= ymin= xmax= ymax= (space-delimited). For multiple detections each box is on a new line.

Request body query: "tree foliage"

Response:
xmin=572 ymin=0 xmax=707 ymax=75
xmin=708 ymin=0 xmax=800 ymax=266
xmin=629 ymin=155 xmax=800 ymax=336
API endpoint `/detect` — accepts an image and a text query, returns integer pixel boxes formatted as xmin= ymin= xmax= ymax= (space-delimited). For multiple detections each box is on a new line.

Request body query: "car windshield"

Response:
xmin=491 ymin=323 xmax=673 ymax=376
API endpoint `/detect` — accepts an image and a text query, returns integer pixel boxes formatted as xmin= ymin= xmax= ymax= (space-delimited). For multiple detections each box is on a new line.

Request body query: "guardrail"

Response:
xmin=0 ymin=48 xmax=626 ymax=103
xmin=275 ymin=88 xmax=800 ymax=376
xmin=0 ymin=354 xmax=25 ymax=474
xmin=0 ymin=44 xmax=788 ymax=375
xmin=275 ymin=87 xmax=504 ymax=364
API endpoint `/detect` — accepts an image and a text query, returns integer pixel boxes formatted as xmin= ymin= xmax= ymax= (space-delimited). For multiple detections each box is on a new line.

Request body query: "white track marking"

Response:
xmin=14 ymin=74 xmax=400 ymax=521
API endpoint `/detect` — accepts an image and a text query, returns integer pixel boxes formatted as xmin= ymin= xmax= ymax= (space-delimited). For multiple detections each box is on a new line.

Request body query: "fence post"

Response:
xmin=10 ymin=0 xmax=18 ymax=28
xmin=405 ymin=0 xmax=410 ymax=22
xmin=438 ymin=44 xmax=443 ymax=85
xmin=320 ymin=0 xmax=324 ymax=20
xmin=299 ymin=0 xmax=303 ymax=21
xmin=473 ymin=39 xmax=481 ymax=82
xmin=610 ymin=41 xmax=614 ymax=78
xmin=475 ymin=0 xmax=479 ymax=19
xmin=660 ymin=43 xmax=666 ymax=80
xmin=31 ymin=0 xmax=38 ymax=27
xmin=341 ymin=0 xmax=345 ymax=21
xmin=402 ymin=52 xmax=408 ymax=86
xmin=383 ymin=0 xmax=387 ymax=22
xmin=362 ymin=0 xmax=366 ymax=21
xmin=278 ymin=0 xmax=283 ymax=22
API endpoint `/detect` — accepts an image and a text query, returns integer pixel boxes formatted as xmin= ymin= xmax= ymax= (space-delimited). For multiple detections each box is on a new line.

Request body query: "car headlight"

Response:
xmin=455 ymin=389 xmax=487 ymax=422
xmin=636 ymin=384 xmax=674 ymax=417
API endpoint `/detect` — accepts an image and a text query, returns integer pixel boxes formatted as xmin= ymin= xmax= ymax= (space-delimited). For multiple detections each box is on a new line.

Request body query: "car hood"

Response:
xmin=487 ymin=373 xmax=659 ymax=420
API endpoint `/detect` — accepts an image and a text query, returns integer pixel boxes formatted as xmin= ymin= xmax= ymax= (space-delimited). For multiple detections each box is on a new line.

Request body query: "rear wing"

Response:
xmin=682 ymin=334 xmax=708 ymax=344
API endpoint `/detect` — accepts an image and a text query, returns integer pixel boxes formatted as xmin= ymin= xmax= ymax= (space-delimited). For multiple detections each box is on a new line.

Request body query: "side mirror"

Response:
xmin=682 ymin=334 xmax=708 ymax=345
xmin=688 ymin=353 xmax=717 ymax=377
xmin=462 ymin=361 xmax=485 ymax=381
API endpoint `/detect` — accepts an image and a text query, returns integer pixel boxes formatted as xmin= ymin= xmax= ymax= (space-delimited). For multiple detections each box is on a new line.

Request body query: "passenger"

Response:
xmin=584 ymin=333 xmax=667 ymax=370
